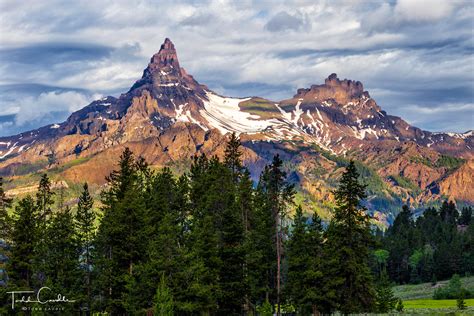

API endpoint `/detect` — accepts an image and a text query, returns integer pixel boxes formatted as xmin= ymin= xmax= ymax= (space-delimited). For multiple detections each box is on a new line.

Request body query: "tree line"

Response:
xmin=0 ymin=133 xmax=472 ymax=315
xmin=378 ymin=201 xmax=473 ymax=285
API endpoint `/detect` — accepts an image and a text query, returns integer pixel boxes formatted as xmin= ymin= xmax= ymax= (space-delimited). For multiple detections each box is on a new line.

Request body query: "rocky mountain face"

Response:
xmin=1 ymin=38 xmax=472 ymax=223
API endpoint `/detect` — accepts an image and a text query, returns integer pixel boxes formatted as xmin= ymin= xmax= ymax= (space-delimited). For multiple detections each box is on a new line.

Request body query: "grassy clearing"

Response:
xmin=393 ymin=276 xmax=474 ymax=300
xmin=404 ymin=298 xmax=474 ymax=308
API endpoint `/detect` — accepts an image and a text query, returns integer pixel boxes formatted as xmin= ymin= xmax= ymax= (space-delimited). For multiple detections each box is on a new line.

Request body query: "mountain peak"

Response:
xmin=129 ymin=38 xmax=205 ymax=94
xmin=148 ymin=38 xmax=180 ymax=72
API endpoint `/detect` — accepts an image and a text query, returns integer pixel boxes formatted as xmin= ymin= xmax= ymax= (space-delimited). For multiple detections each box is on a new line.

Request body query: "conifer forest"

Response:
xmin=0 ymin=134 xmax=472 ymax=315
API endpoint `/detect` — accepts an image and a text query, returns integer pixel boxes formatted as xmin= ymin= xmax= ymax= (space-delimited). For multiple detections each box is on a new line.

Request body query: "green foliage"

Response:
xmin=389 ymin=174 xmax=422 ymax=194
xmin=396 ymin=298 xmax=404 ymax=312
xmin=256 ymin=299 xmax=273 ymax=316
xmin=0 ymin=177 xmax=12 ymax=242
xmin=436 ymin=155 xmax=465 ymax=170
xmin=375 ymin=273 xmax=397 ymax=313
xmin=7 ymin=195 xmax=36 ymax=288
xmin=434 ymin=274 xmax=473 ymax=300
xmin=286 ymin=206 xmax=325 ymax=314
xmin=457 ymin=294 xmax=467 ymax=310
xmin=459 ymin=206 xmax=472 ymax=225
xmin=94 ymin=147 xmax=148 ymax=314
xmin=154 ymin=274 xmax=174 ymax=316
xmin=409 ymin=154 xmax=464 ymax=170
xmin=75 ymin=182 xmax=96 ymax=311
xmin=322 ymin=161 xmax=375 ymax=314
xmin=384 ymin=201 xmax=474 ymax=285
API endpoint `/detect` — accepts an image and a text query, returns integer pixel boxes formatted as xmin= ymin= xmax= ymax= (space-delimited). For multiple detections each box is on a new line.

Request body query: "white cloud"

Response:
xmin=11 ymin=91 xmax=102 ymax=126
xmin=395 ymin=0 xmax=455 ymax=22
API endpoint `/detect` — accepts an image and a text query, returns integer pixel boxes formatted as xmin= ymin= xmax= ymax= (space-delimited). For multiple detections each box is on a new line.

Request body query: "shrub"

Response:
xmin=433 ymin=274 xmax=472 ymax=299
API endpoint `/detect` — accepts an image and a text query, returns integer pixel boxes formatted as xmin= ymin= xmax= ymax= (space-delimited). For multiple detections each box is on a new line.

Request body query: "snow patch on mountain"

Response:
xmin=199 ymin=91 xmax=282 ymax=135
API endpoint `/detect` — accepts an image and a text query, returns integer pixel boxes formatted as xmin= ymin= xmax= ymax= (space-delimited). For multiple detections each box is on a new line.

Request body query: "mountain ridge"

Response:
xmin=1 ymin=38 xmax=472 ymax=222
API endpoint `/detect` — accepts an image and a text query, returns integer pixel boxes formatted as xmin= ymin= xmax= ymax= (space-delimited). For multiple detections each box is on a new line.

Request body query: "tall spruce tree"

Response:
xmin=286 ymin=206 xmax=307 ymax=313
xmin=254 ymin=154 xmax=295 ymax=314
xmin=221 ymin=137 xmax=246 ymax=315
xmin=459 ymin=207 xmax=472 ymax=225
xmin=323 ymin=161 xmax=375 ymax=313
xmin=0 ymin=177 xmax=12 ymax=243
xmin=385 ymin=205 xmax=416 ymax=283
xmin=7 ymin=196 xmax=37 ymax=288
xmin=224 ymin=132 xmax=243 ymax=183
xmin=33 ymin=173 xmax=55 ymax=288
xmin=43 ymin=205 xmax=80 ymax=313
xmin=0 ymin=177 xmax=12 ymax=295
xmin=95 ymin=147 xmax=147 ymax=314
xmin=75 ymin=182 xmax=95 ymax=312
xmin=154 ymin=274 xmax=174 ymax=316
xmin=286 ymin=206 xmax=325 ymax=315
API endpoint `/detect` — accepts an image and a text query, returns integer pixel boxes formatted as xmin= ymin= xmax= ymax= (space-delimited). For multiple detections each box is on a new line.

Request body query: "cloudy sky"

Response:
xmin=0 ymin=0 xmax=473 ymax=136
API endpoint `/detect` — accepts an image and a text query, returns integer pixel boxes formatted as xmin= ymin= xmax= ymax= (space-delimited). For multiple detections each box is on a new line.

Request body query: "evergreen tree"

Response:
xmin=224 ymin=132 xmax=243 ymax=183
xmin=154 ymin=274 xmax=174 ymax=316
xmin=286 ymin=206 xmax=325 ymax=314
xmin=255 ymin=154 xmax=295 ymax=314
xmin=95 ymin=148 xmax=147 ymax=314
xmin=323 ymin=161 xmax=375 ymax=313
xmin=305 ymin=212 xmax=325 ymax=315
xmin=374 ymin=272 xmax=397 ymax=313
xmin=128 ymin=168 xmax=188 ymax=312
xmin=395 ymin=298 xmax=404 ymax=312
xmin=385 ymin=205 xmax=416 ymax=283
xmin=440 ymin=200 xmax=458 ymax=225
xmin=457 ymin=293 xmax=466 ymax=310
xmin=33 ymin=173 xmax=55 ymax=288
xmin=0 ymin=177 xmax=12 ymax=298
xmin=0 ymin=177 xmax=12 ymax=242
xmin=7 ymin=196 xmax=37 ymax=288
xmin=75 ymin=182 xmax=96 ymax=313
xmin=286 ymin=206 xmax=307 ymax=311
xmin=459 ymin=206 xmax=472 ymax=225
xmin=36 ymin=173 xmax=55 ymax=221
xmin=43 ymin=205 xmax=80 ymax=313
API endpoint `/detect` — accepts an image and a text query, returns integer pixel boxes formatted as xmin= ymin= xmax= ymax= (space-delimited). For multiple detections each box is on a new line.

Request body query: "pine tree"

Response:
xmin=375 ymin=272 xmax=397 ymax=313
xmin=75 ymin=182 xmax=96 ymax=313
xmin=323 ymin=161 xmax=375 ymax=313
xmin=395 ymin=298 xmax=404 ymax=312
xmin=36 ymin=173 xmax=55 ymax=221
xmin=128 ymin=167 xmax=187 ymax=312
xmin=43 ymin=205 xmax=80 ymax=313
xmin=459 ymin=206 xmax=472 ymax=225
xmin=224 ymin=132 xmax=243 ymax=183
xmin=33 ymin=173 xmax=55 ymax=287
xmin=95 ymin=147 xmax=147 ymax=314
xmin=440 ymin=200 xmax=458 ymax=225
xmin=0 ymin=177 xmax=12 ymax=242
xmin=0 ymin=177 xmax=12 ymax=294
xmin=305 ymin=212 xmax=325 ymax=315
xmin=154 ymin=274 xmax=174 ymax=316
xmin=286 ymin=207 xmax=325 ymax=315
xmin=255 ymin=154 xmax=295 ymax=314
xmin=286 ymin=206 xmax=307 ymax=311
xmin=7 ymin=196 xmax=37 ymax=288
xmin=457 ymin=293 xmax=466 ymax=310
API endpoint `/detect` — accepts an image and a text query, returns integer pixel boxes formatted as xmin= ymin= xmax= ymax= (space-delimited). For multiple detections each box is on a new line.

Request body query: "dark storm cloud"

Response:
xmin=0 ymin=43 xmax=113 ymax=66
xmin=0 ymin=0 xmax=472 ymax=135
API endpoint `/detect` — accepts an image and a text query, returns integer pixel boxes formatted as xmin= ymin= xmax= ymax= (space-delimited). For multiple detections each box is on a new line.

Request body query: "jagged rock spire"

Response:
xmin=147 ymin=38 xmax=181 ymax=72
